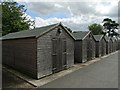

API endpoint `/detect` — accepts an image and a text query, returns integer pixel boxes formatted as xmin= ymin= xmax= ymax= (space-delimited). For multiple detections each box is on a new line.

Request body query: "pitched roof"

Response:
xmin=2 ymin=23 xmax=58 ymax=40
xmin=104 ymin=36 xmax=110 ymax=42
xmin=2 ymin=23 xmax=75 ymax=40
xmin=115 ymin=36 xmax=119 ymax=40
xmin=72 ymin=31 xmax=90 ymax=40
xmin=112 ymin=37 xmax=117 ymax=42
xmin=94 ymin=35 xmax=103 ymax=41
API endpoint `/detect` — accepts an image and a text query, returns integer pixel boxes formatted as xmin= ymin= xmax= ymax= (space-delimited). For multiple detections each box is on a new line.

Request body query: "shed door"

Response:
xmin=62 ymin=39 xmax=67 ymax=69
xmin=52 ymin=38 xmax=58 ymax=72
xmin=52 ymin=38 xmax=67 ymax=73
xmin=101 ymin=40 xmax=105 ymax=56
xmin=87 ymin=40 xmax=90 ymax=60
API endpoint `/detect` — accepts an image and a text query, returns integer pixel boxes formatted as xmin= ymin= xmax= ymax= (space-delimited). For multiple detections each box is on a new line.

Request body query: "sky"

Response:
xmin=15 ymin=0 xmax=119 ymax=31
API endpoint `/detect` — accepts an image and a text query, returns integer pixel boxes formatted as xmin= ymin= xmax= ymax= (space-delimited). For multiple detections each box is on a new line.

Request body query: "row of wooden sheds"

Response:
xmin=2 ymin=23 xmax=119 ymax=79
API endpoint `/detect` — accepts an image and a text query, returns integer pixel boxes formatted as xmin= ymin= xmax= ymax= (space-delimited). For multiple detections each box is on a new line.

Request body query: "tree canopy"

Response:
xmin=102 ymin=18 xmax=119 ymax=37
xmin=88 ymin=23 xmax=103 ymax=35
xmin=2 ymin=1 xmax=35 ymax=36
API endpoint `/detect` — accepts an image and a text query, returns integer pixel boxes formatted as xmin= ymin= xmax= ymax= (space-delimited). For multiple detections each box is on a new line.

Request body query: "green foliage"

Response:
xmin=88 ymin=23 xmax=103 ymax=35
xmin=102 ymin=18 xmax=119 ymax=37
xmin=1 ymin=1 xmax=35 ymax=36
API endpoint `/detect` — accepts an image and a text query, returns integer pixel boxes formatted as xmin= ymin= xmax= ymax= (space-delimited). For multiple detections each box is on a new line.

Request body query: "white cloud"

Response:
xmin=54 ymin=3 xmax=64 ymax=8
xmin=15 ymin=0 xmax=119 ymax=2
xmin=34 ymin=14 xmax=111 ymax=30
xmin=95 ymin=5 xmax=110 ymax=14
xmin=25 ymin=1 xmax=118 ymax=17
xmin=14 ymin=0 xmax=119 ymax=31
xmin=94 ymin=1 xmax=118 ymax=17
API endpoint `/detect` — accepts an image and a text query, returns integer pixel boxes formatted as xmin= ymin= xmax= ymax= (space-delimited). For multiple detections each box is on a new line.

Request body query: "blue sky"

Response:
xmin=16 ymin=0 xmax=119 ymax=31
xmin=24 ymin=3 xmax=72 ymax=19
xmin=20 ymin=2 xmax=71 ymax=19
xmin=26 ymin=10 xmax=69 ymax=19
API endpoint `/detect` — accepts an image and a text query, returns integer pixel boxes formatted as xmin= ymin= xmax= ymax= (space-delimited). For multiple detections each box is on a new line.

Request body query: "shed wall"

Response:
xmin=91 ymin=36 xmax=96 ymax=59
xmin=116 ymin=41 xmax=118 ymax=50
xmin=114 ymin=40 xmax=117 ymax=51
xmin=2 ymin=38 xmax=37 ymax=78
xmin=74 ymin=41 xmax=82 ymax=63
xmin=106 ymin=42 xmax=109 ymax=54
xmin=95 ymin=42 xmax=101 ymax=57
xmin=101 ymin=38 xmax=106 ymax=56
xmin=85 ymin=34 xmax=96 ymax=60
xmin=112 ymin=40 xmax=115 ymax=52
xmin=74 ymin=33 xmax=95 ymax=63
xmin=109 ymin=39 xmax=113 ymax=53
xmin=37 ymin=26 xmax=74 ymax=79
xmin=82 ymin=40 xmax=87 ymax=62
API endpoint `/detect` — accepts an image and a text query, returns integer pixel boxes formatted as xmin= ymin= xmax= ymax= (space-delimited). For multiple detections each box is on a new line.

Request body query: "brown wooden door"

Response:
xmin=52 ymin=38 xmax=67 ymax=73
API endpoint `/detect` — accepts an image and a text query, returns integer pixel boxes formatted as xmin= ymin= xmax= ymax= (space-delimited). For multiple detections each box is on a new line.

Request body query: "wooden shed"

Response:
xmin=0 ymin=37 xmax=1 ymax=63
xmin=72 ymin=31 xmax=96 ymax=63
xmin=112 ymin=37 xmax=117 ymax=52
xmin=2 ymin=23 xmax=75 ymax=79
xmin=115 ymin=37 xmax=119 ymax=50
xmin=109 ymin=38 xmax=113 ymax=53
xmin=118 ymin=38 xmax=120 ymax=50
xmin=94 ymin=35 xmax=107 ymax=57
xmin=104 ymin=36 xmax=111 ymax=54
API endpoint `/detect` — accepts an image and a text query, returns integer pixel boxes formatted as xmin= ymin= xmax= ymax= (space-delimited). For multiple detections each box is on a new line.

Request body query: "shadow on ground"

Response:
xmin=2 ymin=67 xmax=35 ymax=89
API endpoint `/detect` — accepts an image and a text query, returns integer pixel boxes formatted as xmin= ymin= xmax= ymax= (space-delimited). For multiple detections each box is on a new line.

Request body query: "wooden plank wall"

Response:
xmin=74 ymin=41 xmax=83 ymax=63
xmin=2 ymin=38 xmax=37 ymax=78
xmin=37 ymin=26 xmax=74 ymax=79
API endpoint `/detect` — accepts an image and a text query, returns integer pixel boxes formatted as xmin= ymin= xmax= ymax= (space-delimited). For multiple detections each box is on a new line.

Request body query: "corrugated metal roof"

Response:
xmin=72 ymin=31 xmax=90 ymax=40
xmin=2 ymin=23 xmax=59 ymax=40
xmin=94 ymin=35 xmax=103 ymax=41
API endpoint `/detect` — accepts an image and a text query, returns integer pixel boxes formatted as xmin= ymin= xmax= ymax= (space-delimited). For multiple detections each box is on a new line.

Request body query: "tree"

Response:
xmin=1 ymin=1 xmax=35 ymax=36
xmin=88 ymin=23 xmax=103 ymax=35
xmin=102 ymin=18 xmax=119 ymax=37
